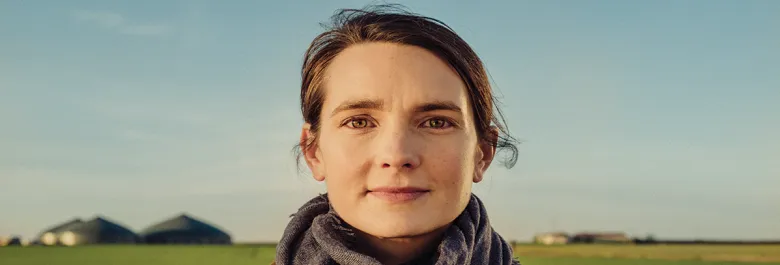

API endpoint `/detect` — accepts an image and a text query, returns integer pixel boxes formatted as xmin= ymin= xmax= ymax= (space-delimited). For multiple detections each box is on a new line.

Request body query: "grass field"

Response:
xmin=1 ymin=245 xmax=779 ymax=265
xmin=514 ymin=245 xmax=780 ymax=263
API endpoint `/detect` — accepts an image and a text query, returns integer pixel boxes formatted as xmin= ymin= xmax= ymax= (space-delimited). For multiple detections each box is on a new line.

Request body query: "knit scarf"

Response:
xmin=274 ymin=193 xmax=520 ymax=265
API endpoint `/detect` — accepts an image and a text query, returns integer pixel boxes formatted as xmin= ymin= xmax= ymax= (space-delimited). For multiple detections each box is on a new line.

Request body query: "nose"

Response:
xmin=376 ymin=125 xmax=421 ymax=170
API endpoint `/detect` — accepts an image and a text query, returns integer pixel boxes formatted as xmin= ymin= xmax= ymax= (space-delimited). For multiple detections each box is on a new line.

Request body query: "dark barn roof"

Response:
xmin=140 ymin=214 xmax=231 ymax=244
xmin=39 ymin=218 xmax=83 ymax=236
xmin=61 ymin=216 xmax=139 ymax=245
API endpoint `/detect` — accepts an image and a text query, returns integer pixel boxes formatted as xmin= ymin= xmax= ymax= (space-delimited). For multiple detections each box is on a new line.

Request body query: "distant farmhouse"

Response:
xmin=532 ymin=231 xmax=633 ymax=245
xmin=533 ymin=232 xmax=570 ymax=245
xmin=570 ymin=232 xmax=632 ymax=244
xmin=1 ymin=236 xmax=29 ymax=246
xmin=1 ymin=213 xmax=232 ymax=247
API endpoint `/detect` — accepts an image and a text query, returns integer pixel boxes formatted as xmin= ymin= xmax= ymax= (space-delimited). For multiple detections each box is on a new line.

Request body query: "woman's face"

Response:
xmin=302 ymin=42 xmax=495 ymax=238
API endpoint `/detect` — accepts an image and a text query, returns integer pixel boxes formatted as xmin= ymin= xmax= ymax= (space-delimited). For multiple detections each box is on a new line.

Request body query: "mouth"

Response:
xmin=367 ymin=186 xmax=430 ymax=203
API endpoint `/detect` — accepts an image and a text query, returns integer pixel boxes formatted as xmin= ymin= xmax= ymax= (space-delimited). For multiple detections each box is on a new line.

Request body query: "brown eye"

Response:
xmin=350 ymin=119 xmax=369 ymax=128
xmin=425 ymin=118 xmax=448 ymax=129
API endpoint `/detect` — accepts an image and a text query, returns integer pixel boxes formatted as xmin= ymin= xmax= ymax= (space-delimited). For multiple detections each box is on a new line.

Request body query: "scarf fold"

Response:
xmin=275 ymin=194 xmax=520 ymax=265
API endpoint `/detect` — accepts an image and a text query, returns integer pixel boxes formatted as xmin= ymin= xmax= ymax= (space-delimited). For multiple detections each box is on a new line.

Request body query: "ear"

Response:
xmin=301 ymin=123 xmax=326 ymax=182
xmin=473 ymin=126 xmax=498 ymax=183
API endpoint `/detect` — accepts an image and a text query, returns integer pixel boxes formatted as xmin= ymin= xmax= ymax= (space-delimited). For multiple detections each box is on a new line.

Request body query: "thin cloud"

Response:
xmin=117 ymin=129 xmax=164 ymax=142
xmin=120 ymin=24 xmax=172 ymax=36
xmin=70 ymin=9 xmax=172 ymax=36
xmin=70 ymin=10 xmax=125 ymax=28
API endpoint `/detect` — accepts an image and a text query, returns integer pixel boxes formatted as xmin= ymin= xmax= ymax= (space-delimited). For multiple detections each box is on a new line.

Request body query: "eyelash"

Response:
xmin=340 ymin=116 xmax=456 ymax=130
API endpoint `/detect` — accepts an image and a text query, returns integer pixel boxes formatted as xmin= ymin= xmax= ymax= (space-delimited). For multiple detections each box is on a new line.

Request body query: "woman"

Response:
xmin=275 ymin=5 xmax=520 ymax=265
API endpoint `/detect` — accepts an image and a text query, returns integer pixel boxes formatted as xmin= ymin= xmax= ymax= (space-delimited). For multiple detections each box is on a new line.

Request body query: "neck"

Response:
xmin=354 ymin=225 xmax=449 ymax=265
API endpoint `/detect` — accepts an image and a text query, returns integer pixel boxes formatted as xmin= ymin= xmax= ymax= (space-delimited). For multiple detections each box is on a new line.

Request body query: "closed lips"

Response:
xmin=368 ymin=187 xmax=430 ymax=202
xmin=369 ymin=187 xmax=430 ymax=193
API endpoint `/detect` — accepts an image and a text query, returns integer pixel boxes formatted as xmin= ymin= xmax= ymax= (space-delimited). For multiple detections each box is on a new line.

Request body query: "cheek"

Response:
xmin=317 ymin=129 xmax=372 ymax=181
xmin=424 ymin=137 xmax=477 ymax=186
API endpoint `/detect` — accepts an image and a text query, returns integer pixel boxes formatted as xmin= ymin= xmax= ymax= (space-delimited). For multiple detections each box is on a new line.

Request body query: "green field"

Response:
xmin=1 ymin=245 xmax=779 ymax=265
xmin=513 ymin=245 xmax=780 ymax=264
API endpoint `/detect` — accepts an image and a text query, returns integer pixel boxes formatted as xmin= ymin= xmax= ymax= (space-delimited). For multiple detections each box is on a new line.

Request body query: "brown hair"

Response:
xmin=296 ymin=4 xmax=518 ymax=169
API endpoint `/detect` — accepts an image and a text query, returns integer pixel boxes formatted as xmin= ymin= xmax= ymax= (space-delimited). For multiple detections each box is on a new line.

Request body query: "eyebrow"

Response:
xmin=330 ymin=99 xmax=462 ymax=117
xmin=414 ymin=101 xmax=462 ymax=114
xmin=330 ymin=99 xmax=384 ymax=117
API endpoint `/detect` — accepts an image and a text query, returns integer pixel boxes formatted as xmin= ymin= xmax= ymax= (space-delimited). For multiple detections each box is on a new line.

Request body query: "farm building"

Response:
xmin=4 ymin=237 xmax=29 ymax=246
xmin=36 ymin=218 xmax=84 ymax=246
xmin=139 ymin=214 xmax=232 ymax=245
xmin=56 ymin=216 xmax=139 ymax=246
xmin=570 ymin=232 xmax=632 ymax=244
xmin=1 ymin=236 xmax=18 ymax=246
xmin=533 ymin=232 xmax=570 ymax=245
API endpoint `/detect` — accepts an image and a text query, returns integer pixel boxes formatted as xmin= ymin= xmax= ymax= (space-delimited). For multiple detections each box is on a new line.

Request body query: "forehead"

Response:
xmin=322 ymin=42 xmax=468 ymax=110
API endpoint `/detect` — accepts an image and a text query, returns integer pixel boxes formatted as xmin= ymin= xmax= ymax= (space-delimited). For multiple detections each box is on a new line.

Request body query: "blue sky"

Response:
xmin=1 ymin=0 xmax=778 ymax=242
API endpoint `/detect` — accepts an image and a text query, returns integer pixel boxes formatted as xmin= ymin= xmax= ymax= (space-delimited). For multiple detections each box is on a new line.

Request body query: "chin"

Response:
xmin=360 ymin=216 xmax=443 ymax=238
